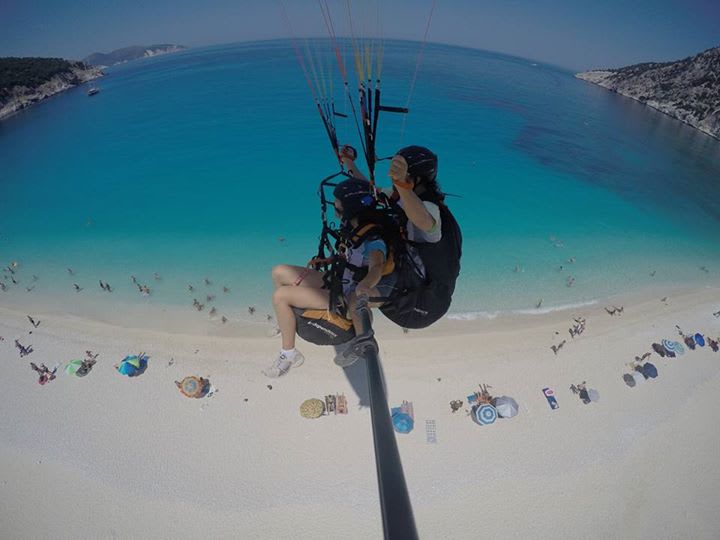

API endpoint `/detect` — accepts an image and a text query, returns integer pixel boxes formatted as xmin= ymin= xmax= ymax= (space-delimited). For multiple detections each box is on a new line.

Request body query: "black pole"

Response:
xmin=352 ymin=299 xmax=419 ymax=540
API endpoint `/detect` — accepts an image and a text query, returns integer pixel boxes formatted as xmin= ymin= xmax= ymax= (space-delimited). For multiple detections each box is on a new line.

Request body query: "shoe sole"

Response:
xmin=292 ymin=356 xmax=305 ymax=369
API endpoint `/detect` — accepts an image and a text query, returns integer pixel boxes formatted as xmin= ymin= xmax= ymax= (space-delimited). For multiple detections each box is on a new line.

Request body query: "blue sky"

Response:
xmin=1 ymin=0 xmax=718 ymax=70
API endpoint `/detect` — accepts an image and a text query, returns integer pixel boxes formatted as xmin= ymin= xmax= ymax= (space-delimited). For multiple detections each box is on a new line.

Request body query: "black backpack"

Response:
xmin=379 ymin=202 xmax=462 ymax=328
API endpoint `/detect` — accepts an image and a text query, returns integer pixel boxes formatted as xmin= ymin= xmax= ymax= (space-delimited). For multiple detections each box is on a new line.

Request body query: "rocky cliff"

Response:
xmin=0 ymin=58 xmax=103 ymax=121
xmin=84 ymin=44 xmax=186 ymax=67
xmin=576 ymin=46 xmax=720 ymax=139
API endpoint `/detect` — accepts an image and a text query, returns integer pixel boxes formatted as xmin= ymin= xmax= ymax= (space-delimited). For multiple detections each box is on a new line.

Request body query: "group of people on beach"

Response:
xmin=264 ymin=144 xmax=460 ymax=378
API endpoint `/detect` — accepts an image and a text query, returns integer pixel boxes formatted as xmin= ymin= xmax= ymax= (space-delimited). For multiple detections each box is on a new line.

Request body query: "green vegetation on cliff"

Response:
xmin=0 ymin=57 xmax=77 ymax=95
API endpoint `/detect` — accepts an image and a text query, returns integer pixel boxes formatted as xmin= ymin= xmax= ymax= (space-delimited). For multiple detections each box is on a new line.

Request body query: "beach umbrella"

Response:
xmin=175 ymin=376 xmax=209 ymax=398
xmin=65 ymin=359 xmax=84 ymax=376
xmin=641 ymin=363 xmax=658 ymax=379
xmin=392 ymin=412 xmax=414 ymax=434
xmin=632 ymin=371 xmax=645 ymax=386
xmin=473 ymin=404 xmax=497 ymax=425
xmin=299 ymin=398 xmax=325 ymax=419
xmin=117 ymin=354 xmax=147 ymax=377
xmin=588 ymin=389 xmax=600 ymax=402
xmin=492 ymin=396 xmax=519 ymax=418
xmin=694 ymin=333 xmax=705 ymax=347
xmin=652 ymin=343 xmax=666 ymax=357
xmin=662 ymin=339 xmax=684 ymax=356
xmin=623 ymin=373 xmax=636 ymax=387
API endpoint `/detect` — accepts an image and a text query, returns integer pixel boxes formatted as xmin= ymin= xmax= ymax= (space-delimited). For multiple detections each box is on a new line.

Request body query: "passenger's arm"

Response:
xmin=355 ymin=250 xmax=385 ymax=298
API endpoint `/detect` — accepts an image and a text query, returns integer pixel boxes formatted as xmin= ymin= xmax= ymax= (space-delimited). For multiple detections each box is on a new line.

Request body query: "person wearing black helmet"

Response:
xmin=341 ymin=144 xmax=462 ymax=329
xmin=264 ymin=177 xmax=396 ymax=377
xmin=340 ymin=145 xmax=442 ymax=244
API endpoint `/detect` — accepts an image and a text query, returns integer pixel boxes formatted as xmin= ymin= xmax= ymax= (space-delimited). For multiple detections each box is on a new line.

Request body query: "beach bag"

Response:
xmin=380 ymin=203 xmax=462 ymax=329
xmin=292 ymin=307 xmax=355 ymax=346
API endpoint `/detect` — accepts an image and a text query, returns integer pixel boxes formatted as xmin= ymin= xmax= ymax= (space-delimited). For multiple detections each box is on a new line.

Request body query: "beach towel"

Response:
xmin=542 ymin=387 xmax=559 ymax=410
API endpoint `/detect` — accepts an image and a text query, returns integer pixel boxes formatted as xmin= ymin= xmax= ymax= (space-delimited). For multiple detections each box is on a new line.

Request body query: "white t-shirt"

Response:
xmin=398 ymin=199 xmax=442 ymax=244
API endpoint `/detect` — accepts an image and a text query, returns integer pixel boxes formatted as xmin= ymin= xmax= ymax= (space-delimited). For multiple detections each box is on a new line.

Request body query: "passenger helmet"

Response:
xmin=333 ymin=177 xmax=375 ymax=221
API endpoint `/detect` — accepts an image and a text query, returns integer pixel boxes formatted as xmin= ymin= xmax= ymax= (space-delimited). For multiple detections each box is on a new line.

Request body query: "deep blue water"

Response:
xmin=1 ymin=39 xmax=719 ymax=325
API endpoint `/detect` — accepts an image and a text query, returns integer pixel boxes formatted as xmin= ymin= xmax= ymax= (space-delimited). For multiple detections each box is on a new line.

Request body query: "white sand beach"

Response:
xmin=2 ymin=286 xmax=720 ymax=539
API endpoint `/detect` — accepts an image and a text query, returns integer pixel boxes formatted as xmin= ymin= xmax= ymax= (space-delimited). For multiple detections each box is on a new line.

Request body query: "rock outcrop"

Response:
xmin=576 ymin=46 xmax=720 ymax=139
xmin=83 ymin=44 xmax=186 ymax=67
xmin=0 ymin=59 xmax=103 ymax=121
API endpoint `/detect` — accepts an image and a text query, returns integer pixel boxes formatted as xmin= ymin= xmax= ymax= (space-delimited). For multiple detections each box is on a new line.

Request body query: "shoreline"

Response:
xmin=2 ymin=284 xmax=719 ymax=537
xmin=0 ymin=280 xmax=715 ymax=338
xmin=0 ymin=63 xmax=103 ymax=122
xmin=575 ymin=71 xmax=720 ymax=141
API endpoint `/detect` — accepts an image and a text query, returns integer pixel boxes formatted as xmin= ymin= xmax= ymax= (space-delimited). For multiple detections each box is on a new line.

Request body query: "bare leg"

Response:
xmin=272 ymin=285 xmax=330 ymax=349
xmin=271 ymin=264 xmax=325 ymax=289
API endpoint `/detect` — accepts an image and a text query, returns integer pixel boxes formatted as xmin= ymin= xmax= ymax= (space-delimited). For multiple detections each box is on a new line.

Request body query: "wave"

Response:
xmin=446 ymin=299 xmax=599 ymax=320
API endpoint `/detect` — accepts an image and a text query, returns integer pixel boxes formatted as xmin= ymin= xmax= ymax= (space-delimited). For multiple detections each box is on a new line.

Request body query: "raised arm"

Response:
xmin=388 ymin=155 xmax=436 ymax=232
xmin=339 ymin=145 xmax=368 ymax=181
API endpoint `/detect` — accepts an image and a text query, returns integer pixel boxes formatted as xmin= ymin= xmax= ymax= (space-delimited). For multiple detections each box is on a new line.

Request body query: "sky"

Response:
xmin=0 ymin=0 xmax=718 ymax=71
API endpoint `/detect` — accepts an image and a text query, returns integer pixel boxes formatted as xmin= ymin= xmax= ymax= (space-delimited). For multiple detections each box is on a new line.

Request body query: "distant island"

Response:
xmin=83 ymin=44 xmax=186 ymax=67
xmin=0 ymin=57 xmax=103 ymax=121
xmin=576 ymin=46 xmax=720 ymax=139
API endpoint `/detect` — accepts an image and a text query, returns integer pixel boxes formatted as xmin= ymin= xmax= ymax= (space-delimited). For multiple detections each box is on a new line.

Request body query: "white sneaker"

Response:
xmin=262 ymin=350 xmax=305 ymax=378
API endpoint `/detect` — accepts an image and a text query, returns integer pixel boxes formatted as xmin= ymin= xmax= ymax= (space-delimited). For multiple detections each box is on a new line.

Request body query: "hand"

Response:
xmin=389 ymin=155 xmax=413 ymax=190
xmin=354 ymin=283 xmax=372 ymax=301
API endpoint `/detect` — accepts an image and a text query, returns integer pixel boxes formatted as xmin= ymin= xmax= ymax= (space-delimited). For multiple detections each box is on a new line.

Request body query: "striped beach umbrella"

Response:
xmin=662 ymin=339 xmax=684 ymax=356
xmin=473 ymin=404 xmax=497 ymax=425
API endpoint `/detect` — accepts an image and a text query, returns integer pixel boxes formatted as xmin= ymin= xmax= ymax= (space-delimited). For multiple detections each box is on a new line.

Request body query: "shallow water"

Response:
xmin=1 ymin=39 xmax=719 ymax=327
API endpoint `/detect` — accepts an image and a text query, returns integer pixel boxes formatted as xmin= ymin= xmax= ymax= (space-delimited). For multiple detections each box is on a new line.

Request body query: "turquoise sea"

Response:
xmin=1 ymin=40 xmax=720 ymax=328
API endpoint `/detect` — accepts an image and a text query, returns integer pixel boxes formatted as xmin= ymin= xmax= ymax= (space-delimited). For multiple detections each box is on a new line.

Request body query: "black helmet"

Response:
xmin=333 ymin=177 xmax=375 ymax=221
xmin=396 ymin=146 xmax=438 ymax=185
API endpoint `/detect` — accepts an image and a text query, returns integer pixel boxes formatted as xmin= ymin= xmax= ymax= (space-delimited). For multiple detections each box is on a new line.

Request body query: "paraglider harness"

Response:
xmin=378 ymin=193 xmax=462 ymax=329
xmin=310 ymin=172 xmax=400 ymax=314
xmin=301 ymin=171 xmax=461 ymax=332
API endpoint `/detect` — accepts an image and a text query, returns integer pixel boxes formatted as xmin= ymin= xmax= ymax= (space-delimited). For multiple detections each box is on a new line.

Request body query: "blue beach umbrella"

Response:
xmin=641 ymin=362 xmax=658 ymax=379
xmin=473 ymin=404 xmax=497 ymax=425
xmin=694 ymin=333 xmax=705 ymax=347
xmin=117 ymin=354 xmax=148 ymax=377
xmin=392 ymin=412 xmax=414 ymax=434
